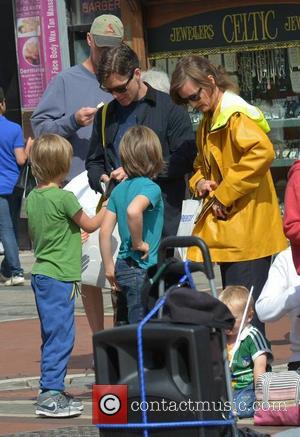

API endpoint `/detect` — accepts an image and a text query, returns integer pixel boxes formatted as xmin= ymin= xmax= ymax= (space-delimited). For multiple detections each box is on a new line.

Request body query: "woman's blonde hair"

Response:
xmin=30 ymin=134 xmax=73 ymax=183
xmin=170 ymin=55 xmax=239 ymax=105
xmin=219 ymin=285 xmax=254 ymax=314
xmin=119 ymin=126 xmax=164 ymax=178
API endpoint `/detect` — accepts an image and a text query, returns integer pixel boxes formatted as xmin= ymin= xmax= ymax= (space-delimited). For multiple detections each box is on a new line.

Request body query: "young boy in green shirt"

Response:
xmin=27 ymin=134 xmax=106 ymax=417
xmin=219 ymin=285 xmax=272 ymax=418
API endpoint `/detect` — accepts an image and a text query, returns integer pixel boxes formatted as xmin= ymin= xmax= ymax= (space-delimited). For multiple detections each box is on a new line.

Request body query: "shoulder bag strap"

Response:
xmin=96 ymin=103 xmax=109 ymax=213
xmin=101 ymin=103 xmax=109 ymax=148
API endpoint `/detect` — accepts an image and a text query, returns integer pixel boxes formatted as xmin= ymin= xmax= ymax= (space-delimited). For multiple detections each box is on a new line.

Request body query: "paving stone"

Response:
xmin=3 ymin=426 xmax=99 ymax=436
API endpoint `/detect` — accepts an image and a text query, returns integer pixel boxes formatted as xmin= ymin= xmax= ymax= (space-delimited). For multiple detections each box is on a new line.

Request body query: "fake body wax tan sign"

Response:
xmin=15 ymin=0 xmax=62 ymax=110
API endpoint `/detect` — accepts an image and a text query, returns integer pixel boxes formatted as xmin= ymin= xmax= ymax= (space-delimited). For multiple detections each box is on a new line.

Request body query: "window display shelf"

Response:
xmin=268 ymin=118 xmax=300 ymax=129
xmin=272 ymin=158 xmax=297 ymax=167
xmin=190 ymin=117 xmax=300 ymax=132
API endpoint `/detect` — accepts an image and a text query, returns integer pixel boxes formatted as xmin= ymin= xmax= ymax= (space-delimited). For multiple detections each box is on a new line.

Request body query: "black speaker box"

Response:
xmin=93 ymin=322 xmax=234 ymax=437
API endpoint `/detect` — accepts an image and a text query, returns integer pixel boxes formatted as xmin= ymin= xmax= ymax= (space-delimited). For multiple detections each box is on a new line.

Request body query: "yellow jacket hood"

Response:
xmin=210 ymin=91 xmax=270 ymax=134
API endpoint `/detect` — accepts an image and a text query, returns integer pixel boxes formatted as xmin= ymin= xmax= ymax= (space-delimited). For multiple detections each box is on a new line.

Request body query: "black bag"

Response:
xmin=15 ymin=161 xmax=37 ymax=197
xmin=162 ymin=286 xmax=235 ymax=330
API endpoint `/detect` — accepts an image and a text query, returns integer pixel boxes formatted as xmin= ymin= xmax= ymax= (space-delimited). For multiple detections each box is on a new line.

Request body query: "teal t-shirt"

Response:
xmin=26 ymin=187 xmax=82 ymax=281
xmin=107 ymin=177 xmax=164 ymax=269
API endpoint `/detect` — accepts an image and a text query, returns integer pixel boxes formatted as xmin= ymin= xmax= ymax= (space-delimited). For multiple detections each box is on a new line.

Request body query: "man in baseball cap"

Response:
xmin=90 ymin=14 xmax=124 ymax=48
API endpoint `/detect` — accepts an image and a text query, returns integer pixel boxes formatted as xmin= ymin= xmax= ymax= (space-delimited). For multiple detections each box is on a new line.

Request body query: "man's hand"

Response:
xmin=196 ymin=179 xmax=218 ymax=198
xmin=132 ymin=241 xmax=149 ymax=260
xmin=75 ymin=107 xmax=97 ymax=126
xmin=100 ymin=174 xmax=110 ymax=183
xmin=110 ymin=167 xmax=127 ymax=182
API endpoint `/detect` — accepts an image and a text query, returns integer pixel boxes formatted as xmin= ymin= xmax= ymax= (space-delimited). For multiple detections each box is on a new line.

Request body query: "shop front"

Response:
xmin=13 ymin=0 xmax=146 ymax=138
xmin=142 ymin=0 xmax=300 ymax=211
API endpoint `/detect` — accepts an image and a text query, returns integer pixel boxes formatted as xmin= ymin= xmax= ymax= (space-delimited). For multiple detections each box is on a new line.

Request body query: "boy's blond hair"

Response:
xmin=30 ymin=134 xmax=73 ymax=183
xmin=219 ymin=285 xmax=254 ymax=314
xmin=119 ymin=126 xmax=164 ymax=179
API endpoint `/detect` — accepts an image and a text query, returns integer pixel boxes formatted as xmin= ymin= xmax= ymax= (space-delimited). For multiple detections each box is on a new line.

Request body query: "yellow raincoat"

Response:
xmin=188 ymin=91 xmax=287 ymax=262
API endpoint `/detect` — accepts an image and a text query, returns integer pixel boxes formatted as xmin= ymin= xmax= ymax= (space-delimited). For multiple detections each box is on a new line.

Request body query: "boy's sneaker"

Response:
xmin=0 ymin=273 xmax=9 ymax=283
xmin=37 ymin=389 xmax=83 ymax=411
xmin=4 ymin=275 xmax=25 ymax=286
xmin=35 ymin=391 xmax=82 ymax=417
xmin=62 ymin=391 xmax=84 ymax=411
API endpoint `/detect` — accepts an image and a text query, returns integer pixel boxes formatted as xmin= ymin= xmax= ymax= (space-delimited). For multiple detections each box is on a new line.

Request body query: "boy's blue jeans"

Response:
xmin=31 ymin=274 xmax=75 ymax=391
xmin=233 ymin=383 xmax=256 ymax=418
xmin=0 ymin=194 xmax=23 ymax=277
xmin=115 ymin=258 xmax=147 ymax=324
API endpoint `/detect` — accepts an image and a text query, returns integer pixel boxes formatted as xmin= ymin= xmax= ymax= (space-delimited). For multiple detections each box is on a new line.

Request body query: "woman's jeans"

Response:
xmin=233 ymin=383 xmax=256 ymax=418
xmin=115 ymin=258 xmax=147 ymax=324
xmin=0 ymin=194 xmax=23 ymax=277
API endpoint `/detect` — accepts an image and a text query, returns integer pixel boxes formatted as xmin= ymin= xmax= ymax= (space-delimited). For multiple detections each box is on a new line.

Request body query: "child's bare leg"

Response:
xmin=81 ymin=284 xmax=104 ymax=333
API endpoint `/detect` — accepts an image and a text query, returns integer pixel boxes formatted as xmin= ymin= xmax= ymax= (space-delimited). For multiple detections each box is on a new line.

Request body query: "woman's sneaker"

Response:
xmin=4 ymin=275 xmax=24 ymax=286
xmin=35 ymin=391 xmax=82 ymax=417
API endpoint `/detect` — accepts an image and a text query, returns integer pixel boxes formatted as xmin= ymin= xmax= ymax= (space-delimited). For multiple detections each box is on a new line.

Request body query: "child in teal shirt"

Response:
xmin=100 ymin=126 xmax=164 ymax=323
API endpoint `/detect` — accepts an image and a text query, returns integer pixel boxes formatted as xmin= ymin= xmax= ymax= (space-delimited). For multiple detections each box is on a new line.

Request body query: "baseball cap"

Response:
xmin=90 ymin=14 xmax=124 ymax=48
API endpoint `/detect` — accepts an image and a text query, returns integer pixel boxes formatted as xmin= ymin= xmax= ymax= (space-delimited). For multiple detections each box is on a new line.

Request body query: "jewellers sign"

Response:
xmin=147 ymin=4 xmax=300 ymax=57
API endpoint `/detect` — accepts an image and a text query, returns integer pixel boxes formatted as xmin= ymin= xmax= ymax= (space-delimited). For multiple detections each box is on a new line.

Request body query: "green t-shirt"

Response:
xmin=230 ymin=324 xmax=273 ymax=390
xmin=26 ymin=187 xmax=82 ymax=281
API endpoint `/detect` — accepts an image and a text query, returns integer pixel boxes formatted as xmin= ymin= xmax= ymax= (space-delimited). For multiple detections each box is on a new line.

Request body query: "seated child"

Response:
xmin=100 ymin=125 xmax=164 ymax=324
xmin=26 ymin=134 xmax=106 ymax=417
xmin=219 ymin=285 xmax=273 ymax=418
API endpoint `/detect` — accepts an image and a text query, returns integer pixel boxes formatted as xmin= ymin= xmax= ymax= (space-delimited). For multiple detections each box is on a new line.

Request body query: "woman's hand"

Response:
xmin=196 ymin=179 xmax=218 ymax=198
xmin=212 ymin=198 xmax=228 ymax=220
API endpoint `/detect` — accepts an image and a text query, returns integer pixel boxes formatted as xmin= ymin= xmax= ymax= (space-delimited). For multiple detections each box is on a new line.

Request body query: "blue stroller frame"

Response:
xmin=94 ymin=236 xmax=238 ymax=436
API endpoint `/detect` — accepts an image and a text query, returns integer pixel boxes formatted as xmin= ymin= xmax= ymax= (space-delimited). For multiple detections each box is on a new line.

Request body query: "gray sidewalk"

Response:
xmin=0 ymin=250 xmax=222 ymax=322
xmin=0 ymin=251 xmax=114 ymax=323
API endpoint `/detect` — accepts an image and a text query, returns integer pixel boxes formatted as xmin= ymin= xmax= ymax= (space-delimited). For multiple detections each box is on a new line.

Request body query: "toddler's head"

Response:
xmin=30 ymin=134 xmax=72 ymax=184
xmin=119 ymin=125 xmax=164 ymax=179
xmin=219 ymin=285 xmax=254 ymax=337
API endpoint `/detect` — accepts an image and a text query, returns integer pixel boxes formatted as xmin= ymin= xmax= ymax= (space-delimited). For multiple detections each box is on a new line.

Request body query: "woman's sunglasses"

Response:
xmin=100 ymin=71 xmax=135 ymax=94
xmin=181 ymin=87 xmax=203 ymax=104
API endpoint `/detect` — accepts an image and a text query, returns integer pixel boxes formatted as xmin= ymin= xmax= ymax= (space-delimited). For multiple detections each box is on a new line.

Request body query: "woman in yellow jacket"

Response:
xmin=170 ymin=56 xmax=287 ymax=333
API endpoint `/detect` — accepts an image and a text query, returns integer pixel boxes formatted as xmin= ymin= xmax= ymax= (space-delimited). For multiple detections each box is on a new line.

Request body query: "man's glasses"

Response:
xmin=100 ymin=71 xmax=135 ymax=94
xmin=181 ymin=87 xmax=202 ymax=104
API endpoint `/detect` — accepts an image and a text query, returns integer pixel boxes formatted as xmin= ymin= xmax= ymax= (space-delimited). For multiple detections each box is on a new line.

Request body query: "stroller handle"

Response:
xmin=158 ymin=236 xmax=215 ymax=280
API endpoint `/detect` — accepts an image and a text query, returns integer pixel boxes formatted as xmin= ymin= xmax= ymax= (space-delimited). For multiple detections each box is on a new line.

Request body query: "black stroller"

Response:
xmin=93 ymin=236 xmax=238 ymax=437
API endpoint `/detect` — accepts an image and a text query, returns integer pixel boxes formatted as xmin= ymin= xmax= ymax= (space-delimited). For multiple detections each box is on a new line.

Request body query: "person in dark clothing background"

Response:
xmin=85 ymin=43 xmax=196 ymax=237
